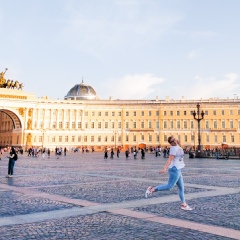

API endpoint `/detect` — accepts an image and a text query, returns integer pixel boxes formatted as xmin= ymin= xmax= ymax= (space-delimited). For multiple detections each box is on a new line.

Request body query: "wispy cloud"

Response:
xmin=105 ymin=74 xmax=165 ymax=99
xmin=187 ymin=49 xmax=202 ymax=60
xmin=181 ymin=73 xmax=240 ymax=99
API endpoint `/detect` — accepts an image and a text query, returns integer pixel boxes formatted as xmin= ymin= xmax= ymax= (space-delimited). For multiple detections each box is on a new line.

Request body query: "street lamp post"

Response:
xmin=192 ymin=103 xmax=205 ymax=158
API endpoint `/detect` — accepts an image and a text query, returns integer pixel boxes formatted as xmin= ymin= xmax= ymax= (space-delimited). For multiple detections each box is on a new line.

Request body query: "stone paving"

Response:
xmin=0 ymin=151 xmax=239 ymax=239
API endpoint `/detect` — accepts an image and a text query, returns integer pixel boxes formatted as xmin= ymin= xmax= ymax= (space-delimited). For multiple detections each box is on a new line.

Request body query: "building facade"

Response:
xmin=0 ymin=82 xmax=239 ymax=151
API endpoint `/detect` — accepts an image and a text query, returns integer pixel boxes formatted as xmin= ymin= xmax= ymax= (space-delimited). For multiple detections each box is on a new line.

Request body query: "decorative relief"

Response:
xmin=18 ymin=108 xmax=25 ymax=117
xmin=27 ymin=119 xmax=32 ymax=130
xmin=26 ymin=133 xmax=32 ymax=144
xmin=28 ymin=108 xmax=33 ymax=117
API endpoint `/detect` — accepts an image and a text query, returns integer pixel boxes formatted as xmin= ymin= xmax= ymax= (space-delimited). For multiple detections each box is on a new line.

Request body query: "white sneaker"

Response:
xmin=181 ymin=204 xmax=192 ymax=211
xmin=145 ymin=186 xmax=153 ymax=198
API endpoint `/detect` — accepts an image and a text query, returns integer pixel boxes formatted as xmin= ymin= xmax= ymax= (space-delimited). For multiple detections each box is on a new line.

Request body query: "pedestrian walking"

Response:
xmin=145 ymin=136 xmax=192 ymax=211
xmin=117 ymin=148 xmax=120 ymax=158
xmin=104 ymin=149 xmax=108 ymax=159
xmin=64 ymin=147 xmax=67 ymax=156
xmin=47 ymin=148 xmax=51 ymax=159
xmin=6 ymin=146 xmax=18 ymax=178
xmin=110 ymin=149 xmax=114 ymax=159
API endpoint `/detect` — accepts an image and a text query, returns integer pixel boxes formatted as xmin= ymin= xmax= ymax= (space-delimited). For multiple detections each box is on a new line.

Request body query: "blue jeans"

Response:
xmin=8 ymin=158 xmax=15 ymax=175
xmin=154 ymin=166 xmax=185 ymax=203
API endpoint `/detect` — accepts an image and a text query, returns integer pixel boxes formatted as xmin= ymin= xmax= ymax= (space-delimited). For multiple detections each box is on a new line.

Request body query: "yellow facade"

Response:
xmin=0 ymin=88 xmax=239 ymax=150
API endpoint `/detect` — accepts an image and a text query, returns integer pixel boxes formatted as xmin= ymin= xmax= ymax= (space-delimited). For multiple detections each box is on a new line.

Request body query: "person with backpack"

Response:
xmin=6 ymin=146 xmax=18 ymax=178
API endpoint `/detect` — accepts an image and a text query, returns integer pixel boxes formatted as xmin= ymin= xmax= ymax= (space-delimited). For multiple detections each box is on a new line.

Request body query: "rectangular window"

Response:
xmin=65 ymin=122 xmax=69 ymax=128
xmin=229 ymin=110 xmax=233 ymax=115
xmin=213 ymin=110 xmax=216 ymax=115
xmin=205 ymin=120 xmax=209 ymax=128
xmin=118 ymin=135 xmax=121 ymax=142
xmin=141 ymin=111 xmax=144 ymax=116
xmin=59 ymin=136 xmax=62 ymax=142
xmin=222 ymin=121 xmax=225 ymax=128
xmin=184 ymin=121 xmax=187 ymax=129
xmin=230 ymin=120 xmax=233 ymax=128
xmin=164 ymin=135 xmax=167 ymax=141
xmin=112 ymin=112 xmax=115 ymax=116
xmin=72 ymin=136 xmax=75 ymax=142
xmin=170 ymin=111 xmax=173 ymax=116
xmin=98 ymin=112 xmax=101 ymax=116
xmin=190 ymin=120 xmax=194 ymax=129
xmin=133 ymin=121 xmax=136 ymax=128
xmin=126 ymin=111 xmax=129 ymax=116
xmin=177 ymin=120 xmax=180 ymax=129
xmin=85 ymin=122 xmax=88 ymax=129
xmin=133 ymin=111 xmax=136 ymax=116
xmin=214 ymin=135 xmax=218 ymax=143
xmin=238 ymin=110 xmax=240 ymax=115
xmin=164 ymin=121 xmax=167 ymax=129
xmin=126 ymin=122 xmax=129 ymax=128
xmin=205 ymin=110 xmax=208 ymax=115
xmin=52 ymin=136 xmax=55 ymax=143
xmin=149 ymin=135 xmax=152 ymax=141
xmin=223 ymin=135 xmax=226 ymax=142
xmin=164 ymin=111 xmax=167 ymax=116
xmin=72 ymin=122 xmax=76 ymax=129
xmin=177 ymin=111 xmax=180 ymax=116
xmin=148 ymin=121 xmax=152 ymax=128
xmin=222 ymin=110 xmax=224 ymax=115
xmin=118 ymin=112 xmax=121 ymax=116
xmin=105 ymin=136 xmax=108 ymax=142
xmin=98 ymin=136 xmax=101 ymax=142
xmin=105 ymin=112 xmax=108 ymax=116
xmin=170 ymin=120 xmax=173 ymax=129
xmin=85 ymin=111 xmax=88 ymax=116
xmin=65 ymin=136 xmax=68 ymax=142
xmin=141 ymin=134 xmax=144 ymax=141
xmin=214 ymin=120 xmax=217 ymax=128
xmin=92 ymin=112 xmax=95 ymax=116
xmin=84 ymin=136 xmax=87 ymax=142
xmin=39 ymin=136 xmax=42 ymax=142
xmin=126 ymin=135 xmax=129 ymax=141
xmin=206 ymin=135 xmax=209 ymax=142
xmin=78 ymin=122 xmax=82 ymax=128
xmin=133 ymin=135 xmax=136 ymax=142
xmin=184 ymin=135 xmax=187 ymax=142
xmin=156 ymin=111 xmax=159 ymax=116
xmin=156 ymin=121 xmax=159 ymax=129
xmin=156 ymin=134 xmax=159 ymax=141
xmin=98 ymin=122 xmax=101 ymax=129
xmin=52 ymin=122 xmax=56 ymax=129
xmin=111 ymin=135 xmax=114 ymax=142
xmin=91 ymin=136 xmax=94 ymax=142
xmin=105 ymin=122 xmax=108 ymax=128
xmin=111 ymin=122 xmax=115 ymax=128
xmin=91 ymin=122 xmax=94 ymax=128
xmin=118 ymin=122 xmax=121 ymax=128
xmin=141 ymin=121 xmax=144 ymax=128
xmin=231 ymin=135 xmax=234 ymax=142
xmin=149 ymin=111 xmax=152 ymax=116
xmin=78 ymin=136 xmax=81 ymax=142
xmin=184 ymin=111 xmax=187 ymax=115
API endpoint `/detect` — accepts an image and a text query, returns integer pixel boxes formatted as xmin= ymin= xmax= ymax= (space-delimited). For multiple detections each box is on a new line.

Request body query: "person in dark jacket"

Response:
xmin=6 ymin=146 xmax=17 ymax=178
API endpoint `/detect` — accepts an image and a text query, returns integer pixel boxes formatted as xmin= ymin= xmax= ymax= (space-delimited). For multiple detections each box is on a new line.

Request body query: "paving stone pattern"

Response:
xmin=0 ymin=151 xmax=239 ymax=239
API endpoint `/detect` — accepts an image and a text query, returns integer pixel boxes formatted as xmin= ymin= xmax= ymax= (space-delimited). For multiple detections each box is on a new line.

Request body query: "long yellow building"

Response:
xmin=0 ymin=81 xmax=239 ymax=150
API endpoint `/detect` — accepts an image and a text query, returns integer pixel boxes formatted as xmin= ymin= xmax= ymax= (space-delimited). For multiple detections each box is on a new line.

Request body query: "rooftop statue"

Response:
xmin=0 ymin=68 xmax=24 ymax=90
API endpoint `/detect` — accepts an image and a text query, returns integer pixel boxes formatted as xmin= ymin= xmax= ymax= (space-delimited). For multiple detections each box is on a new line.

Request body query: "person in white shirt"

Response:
xmin=145 ymin=136 xmax=192 ymax=211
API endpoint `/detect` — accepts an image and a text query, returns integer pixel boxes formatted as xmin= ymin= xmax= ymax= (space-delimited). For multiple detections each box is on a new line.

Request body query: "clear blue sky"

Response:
xmin=0 ymin=0 xmax=239 ymax=100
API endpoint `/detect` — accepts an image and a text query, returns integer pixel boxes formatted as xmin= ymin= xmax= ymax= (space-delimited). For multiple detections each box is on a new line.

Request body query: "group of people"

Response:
xmin=2 ymin=135 xmax=192 ymax=211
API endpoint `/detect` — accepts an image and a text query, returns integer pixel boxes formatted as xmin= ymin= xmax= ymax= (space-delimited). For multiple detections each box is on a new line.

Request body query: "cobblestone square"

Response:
xmin=0 ymin=151 xmax=239 ymax=239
